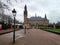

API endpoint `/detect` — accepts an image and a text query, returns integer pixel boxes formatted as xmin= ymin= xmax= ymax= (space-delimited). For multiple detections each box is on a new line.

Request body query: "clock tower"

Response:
xmin=24 ymin=5 xmax=28 ymax=24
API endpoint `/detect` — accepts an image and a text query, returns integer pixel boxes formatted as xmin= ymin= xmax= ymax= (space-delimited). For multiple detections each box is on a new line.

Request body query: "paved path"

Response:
xmin=0 ymin=29 xmax=60 ymax=45
xmin=24 ymin=29 xmax=60 ymax=45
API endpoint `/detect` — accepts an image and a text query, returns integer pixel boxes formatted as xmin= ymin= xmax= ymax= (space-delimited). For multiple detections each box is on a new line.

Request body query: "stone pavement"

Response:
xmin=0 ymin=29 xmax=60 ymax=45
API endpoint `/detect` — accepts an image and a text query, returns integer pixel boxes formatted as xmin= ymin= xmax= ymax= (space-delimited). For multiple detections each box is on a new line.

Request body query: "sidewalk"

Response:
xmin=0 ymin=28 xmax=20 ymax=35
xmin=0 ymin=29 xmax=25 ymax=45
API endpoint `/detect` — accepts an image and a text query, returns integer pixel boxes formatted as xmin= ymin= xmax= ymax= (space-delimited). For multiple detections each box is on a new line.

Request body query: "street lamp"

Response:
xmin=12 ymin=9 xmax=16 ymax=43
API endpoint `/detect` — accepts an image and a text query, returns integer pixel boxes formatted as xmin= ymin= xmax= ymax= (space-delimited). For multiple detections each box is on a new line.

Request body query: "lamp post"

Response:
xmin=12 ymin=9 xmax=16 ymax=43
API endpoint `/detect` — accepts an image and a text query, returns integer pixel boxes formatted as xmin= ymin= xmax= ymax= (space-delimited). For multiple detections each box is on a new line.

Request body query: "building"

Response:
xmin=24 ymin=5 xmax=28 ymax=24
xmin=28 ymin=15 xmax=49 ymax=26
xmin=24 ymin=5 xmax=49 ymax=28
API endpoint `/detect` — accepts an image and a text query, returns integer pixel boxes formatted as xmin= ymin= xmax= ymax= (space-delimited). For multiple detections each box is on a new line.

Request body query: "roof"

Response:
xmin=28 ymin=17 xmax=47 ymax=21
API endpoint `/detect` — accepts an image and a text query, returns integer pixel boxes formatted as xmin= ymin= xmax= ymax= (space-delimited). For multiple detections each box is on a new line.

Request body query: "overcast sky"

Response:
xmin=1 ymin=0 xmax=60 ymax=23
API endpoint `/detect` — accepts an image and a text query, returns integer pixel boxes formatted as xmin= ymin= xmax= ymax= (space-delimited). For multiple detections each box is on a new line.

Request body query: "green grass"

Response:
xmin=40 ymin=27 xmax=60 ymax=33
xmin=45 ymin=28 xmax=60 ymax=33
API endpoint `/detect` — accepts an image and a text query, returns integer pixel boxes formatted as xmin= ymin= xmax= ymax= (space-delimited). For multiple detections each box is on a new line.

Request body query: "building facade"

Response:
xmin=24 ymin=5 xmax=49 ymax=28
xmin=28 ymin=15 xmax=49 ymax=26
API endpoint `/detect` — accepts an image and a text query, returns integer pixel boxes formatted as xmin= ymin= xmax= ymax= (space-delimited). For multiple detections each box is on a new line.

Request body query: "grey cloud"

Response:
xmin=48 ymin=10 xmax=60 ymax=23
xmin=1 ymin=0 xmax=60 ymax=23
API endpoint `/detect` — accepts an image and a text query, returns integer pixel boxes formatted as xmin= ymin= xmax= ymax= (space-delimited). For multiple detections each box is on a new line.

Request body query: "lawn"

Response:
xmin=40 ymin=27 xmax=60 ymax=33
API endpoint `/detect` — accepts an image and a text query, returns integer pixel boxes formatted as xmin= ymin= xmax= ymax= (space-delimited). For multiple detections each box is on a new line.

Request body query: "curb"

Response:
xmin=0 ymin=30 xmax=13 ymax=35
xmin=0 ymin=29 xmax=21 ymax=35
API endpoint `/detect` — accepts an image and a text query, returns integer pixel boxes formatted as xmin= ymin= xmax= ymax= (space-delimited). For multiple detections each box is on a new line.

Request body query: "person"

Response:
xmin=23 ymin=24 xmax=26 ymax=34
xmin=24 ymin=26 xmax=26 ymax=34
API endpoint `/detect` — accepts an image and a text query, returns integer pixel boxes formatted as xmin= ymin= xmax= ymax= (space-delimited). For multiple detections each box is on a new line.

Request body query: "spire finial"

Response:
xmin=35 ymin=13 xmax=37 ymax=17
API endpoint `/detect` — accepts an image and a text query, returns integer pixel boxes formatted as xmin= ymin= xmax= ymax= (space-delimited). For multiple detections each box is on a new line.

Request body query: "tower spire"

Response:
xmin=45 ymin=14 xmax=47 ymax=20
xmin=24 ymin=4 xmax=27 ymax=11
xmin=24 ymin=4 xmax=28 ymax=24
xmin=35 ymin=13 xmax=37 ymax=17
